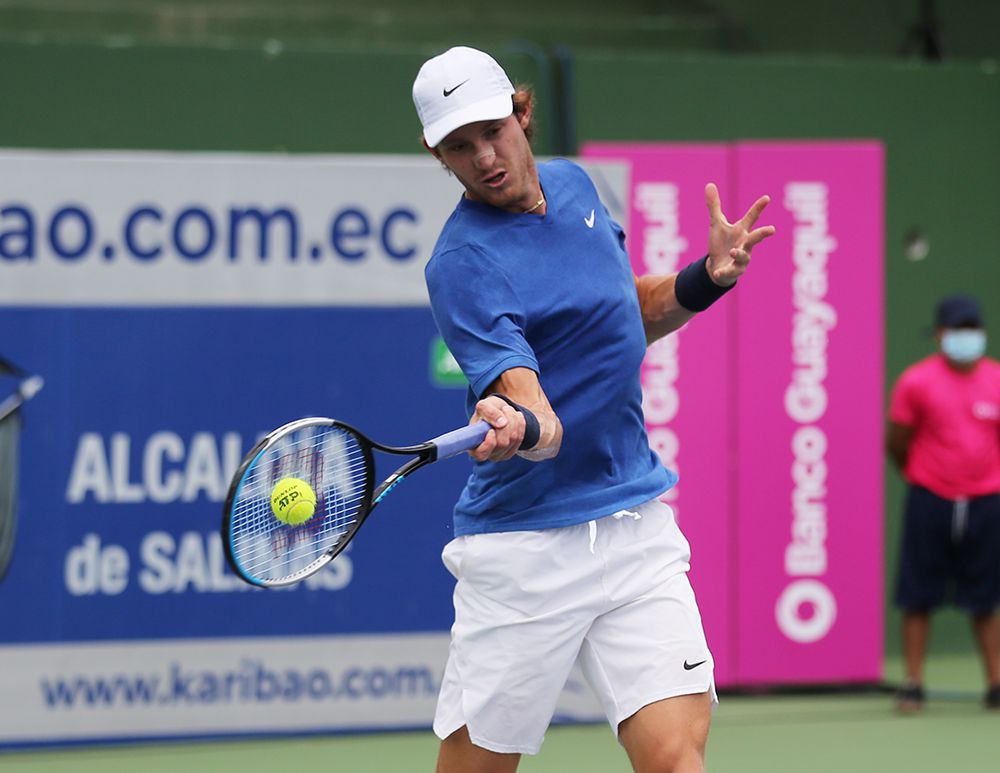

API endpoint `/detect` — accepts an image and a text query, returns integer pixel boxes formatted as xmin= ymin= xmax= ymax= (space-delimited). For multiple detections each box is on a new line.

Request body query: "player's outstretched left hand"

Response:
xmin=704 ymin=183 xmax=775 ymax=287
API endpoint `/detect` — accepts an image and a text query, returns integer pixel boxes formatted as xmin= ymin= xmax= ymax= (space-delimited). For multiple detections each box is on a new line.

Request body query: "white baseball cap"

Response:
xmin=412 ymin=46 xmax=515 ymax=148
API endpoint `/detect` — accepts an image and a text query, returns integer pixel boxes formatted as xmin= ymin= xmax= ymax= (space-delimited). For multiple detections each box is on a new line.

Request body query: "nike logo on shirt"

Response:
xmin=683 ymin=659 xmax=708 ymax=671
xmin=584 ymin=209 xmax=595 ymax=228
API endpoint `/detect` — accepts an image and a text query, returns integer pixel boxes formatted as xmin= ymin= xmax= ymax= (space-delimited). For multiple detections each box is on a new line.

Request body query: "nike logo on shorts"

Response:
xmin=683 ymin=659 xmax=708 ymax=670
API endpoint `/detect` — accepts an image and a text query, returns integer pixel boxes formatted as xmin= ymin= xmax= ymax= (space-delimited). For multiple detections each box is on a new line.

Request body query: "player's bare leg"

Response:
xmin=897 ymin=611 xmax=931 ymax=712
xmin=618 ymin=691 xmax=711 ymax=773
xmin=901 ymin=611 xmax=931 ymax=685
xmin=971 ymin=613 xmax=1000 ymax=686
xmin=436 ymin=726 xmax=521 ymax=773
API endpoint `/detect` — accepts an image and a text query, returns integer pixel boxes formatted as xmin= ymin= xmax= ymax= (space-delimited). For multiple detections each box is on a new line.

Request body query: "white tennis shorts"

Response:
xmin=433 ymin=498 xmax=716 ymax=755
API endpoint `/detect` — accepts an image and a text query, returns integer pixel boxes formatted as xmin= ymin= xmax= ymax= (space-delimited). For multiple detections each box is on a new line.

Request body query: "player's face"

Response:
xmin=434 ymin=110 xmax=540 ymax=213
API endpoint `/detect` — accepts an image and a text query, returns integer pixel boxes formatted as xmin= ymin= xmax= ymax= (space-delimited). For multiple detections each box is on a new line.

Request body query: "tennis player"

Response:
xmin=413 ymin=46 xmax=774 ymax=773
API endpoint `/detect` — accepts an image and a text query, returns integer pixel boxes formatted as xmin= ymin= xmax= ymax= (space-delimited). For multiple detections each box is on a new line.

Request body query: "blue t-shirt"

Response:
xmin=425 ymin=158 xmax=676 ymax=535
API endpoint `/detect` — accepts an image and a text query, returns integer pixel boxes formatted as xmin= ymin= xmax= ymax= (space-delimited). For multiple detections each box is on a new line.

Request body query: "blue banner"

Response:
xmin=1 ymin=306 xmax=471 ymax=643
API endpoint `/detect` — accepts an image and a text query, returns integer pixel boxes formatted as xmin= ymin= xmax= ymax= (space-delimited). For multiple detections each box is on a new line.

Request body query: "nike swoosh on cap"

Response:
xmin=443 ymin=79 xmax=469 ymax=97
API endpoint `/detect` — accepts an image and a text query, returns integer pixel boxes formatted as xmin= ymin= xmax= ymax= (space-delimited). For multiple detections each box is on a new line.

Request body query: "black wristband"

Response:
xmin=674 ymin=255 xmax=734 ymax=312
xmin=485 ymin=393 xmax=541 ymax=450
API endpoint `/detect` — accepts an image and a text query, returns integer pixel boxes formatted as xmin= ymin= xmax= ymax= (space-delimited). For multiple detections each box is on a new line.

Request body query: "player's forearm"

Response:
xmin=636 ymin=255 xmax=739 ymax=344
xmin=517 ymin=403 xmax=561 ymax=461
xmin=634 ymin=273 xmax=698 ymax=345
xmin=887 ymin=438 xmax=908 ymax=469
xmin=486 ymin=367 xmax=562 ymax=461
xmin=886 ymin=422 xmax=913 ymax=470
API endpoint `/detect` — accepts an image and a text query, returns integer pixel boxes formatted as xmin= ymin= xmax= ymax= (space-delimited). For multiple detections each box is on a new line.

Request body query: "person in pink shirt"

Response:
xmin=888 ymin=295 xmax=1000 ymax=712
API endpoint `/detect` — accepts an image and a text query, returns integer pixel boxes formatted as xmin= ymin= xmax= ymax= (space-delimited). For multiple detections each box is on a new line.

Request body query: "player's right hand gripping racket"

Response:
xmin=222 ymin=418 xmax=490 ymax=588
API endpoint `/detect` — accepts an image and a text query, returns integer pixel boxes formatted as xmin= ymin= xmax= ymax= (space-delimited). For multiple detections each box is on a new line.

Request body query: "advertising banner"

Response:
xmin=582 ymin=141 xmax=884 ymax=685
xmin=731 ymin=142 xmax=884 ymax=683
xmin=0 ymin=151 xmax=627 ymax=746
xmin=0 ymin=151 xmax=449 ymax=306
xmin=0 ymin=634 xmax=447 ymax=745
xmin=0 ymin=143 xmax=882 ymax=747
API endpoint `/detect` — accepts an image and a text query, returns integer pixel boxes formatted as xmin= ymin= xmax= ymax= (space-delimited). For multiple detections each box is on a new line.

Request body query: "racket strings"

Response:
xmin=228 ymin=425 xmax=371 ymax=584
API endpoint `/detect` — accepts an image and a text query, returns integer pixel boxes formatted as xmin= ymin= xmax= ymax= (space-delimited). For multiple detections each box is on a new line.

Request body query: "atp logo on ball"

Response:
xmin=270 ymin=478 xmax=317 ymax=525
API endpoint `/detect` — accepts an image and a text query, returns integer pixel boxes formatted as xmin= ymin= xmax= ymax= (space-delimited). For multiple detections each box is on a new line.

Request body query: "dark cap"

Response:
xmin=935 ymin=295 xmax=984 ymax=329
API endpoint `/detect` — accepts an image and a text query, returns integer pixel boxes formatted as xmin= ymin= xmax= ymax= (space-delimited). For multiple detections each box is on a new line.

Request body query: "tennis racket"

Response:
xmin=222 ymin=417 xmax=490 ymax=588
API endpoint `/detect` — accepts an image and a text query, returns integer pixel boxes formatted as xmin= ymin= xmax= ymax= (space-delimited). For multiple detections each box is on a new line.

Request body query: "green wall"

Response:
xmin=0 ymin=40 xmax=554 ymax=154
xmin=2 ymin=0 xmax=998 ymax=61
xmin=3 ymin=37 xmax=998 ymax=659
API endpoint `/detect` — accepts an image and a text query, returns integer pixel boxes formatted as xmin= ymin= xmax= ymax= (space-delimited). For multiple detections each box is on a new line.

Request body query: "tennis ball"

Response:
xmin=270 ymin=477 xmax=317 ymax=526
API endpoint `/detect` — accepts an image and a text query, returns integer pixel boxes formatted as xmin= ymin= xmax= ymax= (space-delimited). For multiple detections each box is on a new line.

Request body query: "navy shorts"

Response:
xmin=895 ymin=485 xmax=1000 ymax=615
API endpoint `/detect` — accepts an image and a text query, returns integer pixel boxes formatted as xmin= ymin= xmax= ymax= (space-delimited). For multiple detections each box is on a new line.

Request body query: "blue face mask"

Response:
xmin=941 ymin=329 xmax=987 ymax=364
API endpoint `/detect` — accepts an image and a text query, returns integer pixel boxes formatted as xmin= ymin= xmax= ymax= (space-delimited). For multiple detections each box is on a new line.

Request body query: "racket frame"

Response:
xmin=222 ymin=417 xmax=448 ymax=588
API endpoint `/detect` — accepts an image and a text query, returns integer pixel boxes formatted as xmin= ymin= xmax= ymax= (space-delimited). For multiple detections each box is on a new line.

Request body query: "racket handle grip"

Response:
xmin=431 ymin=421 xmax=491 ymax=460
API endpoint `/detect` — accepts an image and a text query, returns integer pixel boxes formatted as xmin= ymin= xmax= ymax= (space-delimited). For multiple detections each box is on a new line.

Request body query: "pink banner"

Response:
xmin=583 ymin=143 xmax=735 ymax=685
xmin=582 ymin=141 xmax=884 ymax=686
xmin=732 ymin=142 xmax=884 ymax=683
